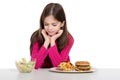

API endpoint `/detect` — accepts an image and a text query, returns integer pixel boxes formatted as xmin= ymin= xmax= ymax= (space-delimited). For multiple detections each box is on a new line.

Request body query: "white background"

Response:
xmin=0 ymin=0 xmax=120 ymax=69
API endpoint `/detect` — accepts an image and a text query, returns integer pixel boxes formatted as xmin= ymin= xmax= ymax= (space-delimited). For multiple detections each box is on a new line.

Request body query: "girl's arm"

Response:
xmin=48 ymin=34 xmax=74 ymax=67
xmin=31 ymin=41 xmax=48 ymax=69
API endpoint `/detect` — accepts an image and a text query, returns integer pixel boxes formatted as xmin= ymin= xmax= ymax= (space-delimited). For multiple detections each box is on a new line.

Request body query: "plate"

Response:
xmin=49 ymin=67 xmax=95 ymax=73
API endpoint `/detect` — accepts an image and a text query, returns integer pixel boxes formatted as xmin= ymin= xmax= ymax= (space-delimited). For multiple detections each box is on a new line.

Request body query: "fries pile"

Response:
xmin=57 ymin=61 xmax=74 ymax=71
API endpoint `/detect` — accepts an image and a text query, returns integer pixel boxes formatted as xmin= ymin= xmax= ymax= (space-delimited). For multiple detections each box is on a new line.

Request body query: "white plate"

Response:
xmin=49 ymin=67 xmax=95 ymax=73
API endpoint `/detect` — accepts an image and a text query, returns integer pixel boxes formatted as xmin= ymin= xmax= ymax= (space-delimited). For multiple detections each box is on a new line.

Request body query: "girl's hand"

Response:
xmin=41 ymin=29 xmax=50 ymax=41
xmin=41 ymin=29 xmax=50 ymax=48
xmin=51 ymin=30 xmax=63 ymax=41
xmin=50 ymin=30 xmax=63 ymax=46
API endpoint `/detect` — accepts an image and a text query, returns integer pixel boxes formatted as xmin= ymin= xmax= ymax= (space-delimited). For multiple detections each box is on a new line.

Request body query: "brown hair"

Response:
xmin=30 ymin=3 xmax=70 ymax=55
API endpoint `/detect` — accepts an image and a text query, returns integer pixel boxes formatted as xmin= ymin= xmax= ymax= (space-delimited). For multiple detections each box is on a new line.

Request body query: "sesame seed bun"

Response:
xmin=75 ymin=61 xmax=90 ymax=66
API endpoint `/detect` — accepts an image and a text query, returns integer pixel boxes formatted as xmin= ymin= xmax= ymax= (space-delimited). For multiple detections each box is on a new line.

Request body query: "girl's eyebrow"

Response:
xmin=44 ymin=22 xmax=48 ymax=24
xmin=44 ymin=22 xmax=58 ymax=24
xmin=52 ymin=23 xmax=58 ymax=24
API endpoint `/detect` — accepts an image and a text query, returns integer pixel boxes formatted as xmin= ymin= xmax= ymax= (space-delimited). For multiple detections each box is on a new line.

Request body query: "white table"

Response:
xmin=0 ymin=68 xmax=120 ymax=80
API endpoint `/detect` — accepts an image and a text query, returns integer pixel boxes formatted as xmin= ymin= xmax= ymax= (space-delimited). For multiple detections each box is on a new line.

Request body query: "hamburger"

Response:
xmin=57 ymin=61 xmax=75 ymax=71
xmin=75 ymin=61 xmax=91 ymax=71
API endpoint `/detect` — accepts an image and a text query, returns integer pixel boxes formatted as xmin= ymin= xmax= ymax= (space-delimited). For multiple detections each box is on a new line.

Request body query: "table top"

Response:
xmin=0 ymin=68 xmax=120 ymax=80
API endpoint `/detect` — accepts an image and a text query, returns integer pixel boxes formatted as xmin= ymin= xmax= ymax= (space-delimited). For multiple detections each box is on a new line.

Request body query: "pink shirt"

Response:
xmin=31 ymin=34 xmax=74 ymax=69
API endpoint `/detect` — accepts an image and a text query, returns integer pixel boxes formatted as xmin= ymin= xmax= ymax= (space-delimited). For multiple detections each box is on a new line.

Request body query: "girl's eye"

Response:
xmin=52 ymin=24 xmax=57 ymax=26
xmin=53 ymin=25 xmax=57 ymax=26
xmin=44 ymin=24 xmax=48 ymax=26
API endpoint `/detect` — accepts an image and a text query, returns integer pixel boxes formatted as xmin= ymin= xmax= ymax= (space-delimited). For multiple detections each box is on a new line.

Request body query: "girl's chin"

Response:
xmin=48 ymin=32 xmax=57 ymax=36
xmin=48 ymin=34 xmax=55 ymax=36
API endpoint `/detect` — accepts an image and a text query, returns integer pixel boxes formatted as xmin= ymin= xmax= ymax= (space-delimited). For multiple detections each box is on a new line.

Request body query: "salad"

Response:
xmin=15 ymin=58 xmax=35 ymax=73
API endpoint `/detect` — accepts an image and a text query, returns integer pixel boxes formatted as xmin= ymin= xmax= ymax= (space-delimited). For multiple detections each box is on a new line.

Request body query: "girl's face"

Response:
xmin=44 ymin=15 xmax=64 ymax=36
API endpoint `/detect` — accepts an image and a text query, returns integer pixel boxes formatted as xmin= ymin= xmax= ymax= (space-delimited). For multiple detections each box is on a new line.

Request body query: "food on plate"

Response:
xmin=57 ymin=61 xmax=75 ymax=71
xmin=15 ymin=58 xmax=35 ymax=73
xmin=75 ymin=61 xmax=91 ymax=71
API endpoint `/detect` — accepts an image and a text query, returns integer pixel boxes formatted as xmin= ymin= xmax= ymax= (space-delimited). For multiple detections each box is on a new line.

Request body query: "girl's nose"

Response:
xmin=48 ymin=26 xmax=52 ymax=30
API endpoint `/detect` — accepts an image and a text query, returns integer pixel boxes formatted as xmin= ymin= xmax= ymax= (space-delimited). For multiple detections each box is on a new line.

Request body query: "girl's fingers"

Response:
xmin=57 ymin=30 xmax=63 ymax=36
xmin=42 ymin=30 xmax=47 ymax=36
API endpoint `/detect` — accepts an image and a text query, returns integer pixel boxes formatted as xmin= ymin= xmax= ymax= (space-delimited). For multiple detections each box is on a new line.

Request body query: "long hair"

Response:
xmin=30 ymin=3 xmax=69 ymax=55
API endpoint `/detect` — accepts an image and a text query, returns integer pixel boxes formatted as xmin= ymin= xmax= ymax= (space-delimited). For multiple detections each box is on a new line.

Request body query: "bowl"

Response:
xmin=15 ymin=58 xmax=35 ymax=73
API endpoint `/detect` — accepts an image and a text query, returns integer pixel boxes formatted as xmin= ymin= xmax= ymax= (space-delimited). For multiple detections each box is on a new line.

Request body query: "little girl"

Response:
xmin=30 ymin=3 xmax=74 ymax=69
